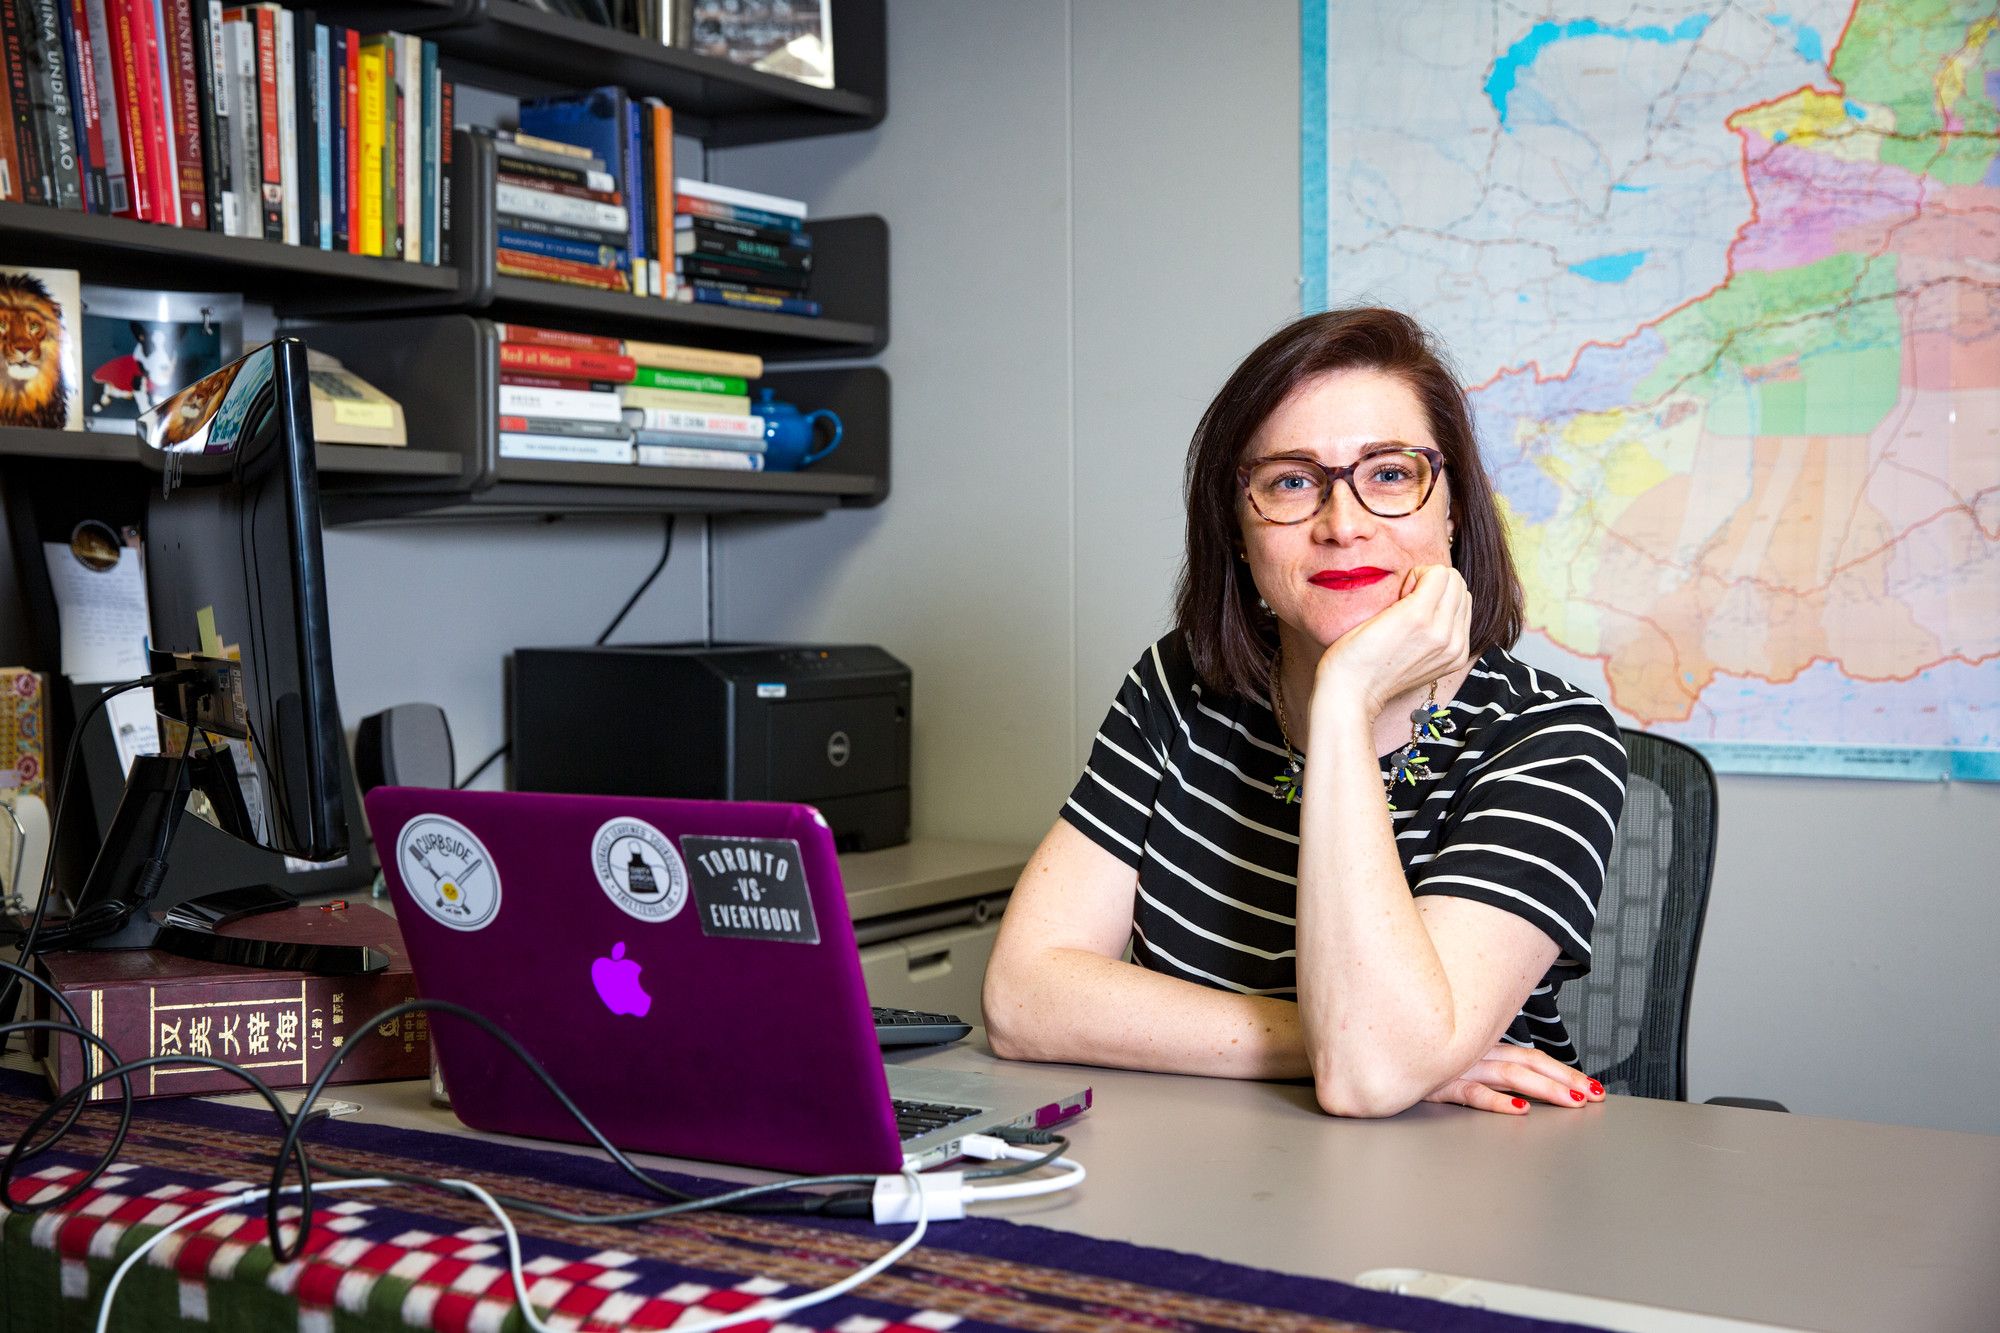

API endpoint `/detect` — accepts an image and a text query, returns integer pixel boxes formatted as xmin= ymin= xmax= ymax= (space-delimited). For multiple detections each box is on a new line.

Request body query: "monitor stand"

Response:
xmin=58 ymin=752 xmax=386 ymax=976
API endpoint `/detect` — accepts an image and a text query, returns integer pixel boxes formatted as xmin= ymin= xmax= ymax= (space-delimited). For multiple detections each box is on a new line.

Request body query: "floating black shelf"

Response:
xmin=0 ymin=202 xmax=460 ymax=310
xmin=313 ymin=0 xmax=884 ymax=145
xmin=293 ymin=315 xmax=889 ymax=523
xmin=0 ymin=426 xmax=463 ymax=476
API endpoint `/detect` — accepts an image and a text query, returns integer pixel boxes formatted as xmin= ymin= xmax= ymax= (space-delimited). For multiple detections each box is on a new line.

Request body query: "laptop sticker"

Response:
xmin=395 ymin=815 xmax=502 ymax=932
xmin=591 ymin=818 xmax=689 ymax=923
xmin=684 ymin=836 xmax=820 ymax=944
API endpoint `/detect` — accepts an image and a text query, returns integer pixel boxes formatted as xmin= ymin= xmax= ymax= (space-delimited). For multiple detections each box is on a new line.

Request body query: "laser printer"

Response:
xmin=510 ymin=643 xmax=911 ymax=851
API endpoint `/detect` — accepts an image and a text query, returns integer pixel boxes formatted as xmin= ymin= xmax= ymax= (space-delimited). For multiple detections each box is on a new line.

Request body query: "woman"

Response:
xmin=983 ymin=307 xmax=1627 ymax=1118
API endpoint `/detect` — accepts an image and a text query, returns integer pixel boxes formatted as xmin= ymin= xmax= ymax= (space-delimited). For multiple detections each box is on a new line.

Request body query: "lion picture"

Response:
xmin=0 ymin=267 xmax=83 ymax=431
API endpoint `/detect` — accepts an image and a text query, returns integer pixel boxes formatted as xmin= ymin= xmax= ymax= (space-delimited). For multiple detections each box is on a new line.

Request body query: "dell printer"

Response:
xmin=510 ymin=644 xmax=911 ymax=851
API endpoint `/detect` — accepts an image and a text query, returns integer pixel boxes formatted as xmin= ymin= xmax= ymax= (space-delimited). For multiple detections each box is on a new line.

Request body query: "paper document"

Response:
xmin=43 ymin=543 xmax=150 ymax=684
xmin=104 ymin=688 xmax=162 ymax=777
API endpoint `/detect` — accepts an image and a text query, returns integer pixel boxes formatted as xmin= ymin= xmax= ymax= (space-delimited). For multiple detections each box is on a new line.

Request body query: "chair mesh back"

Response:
xmin=1553 ymin=730 xmax=1717 ymax=1100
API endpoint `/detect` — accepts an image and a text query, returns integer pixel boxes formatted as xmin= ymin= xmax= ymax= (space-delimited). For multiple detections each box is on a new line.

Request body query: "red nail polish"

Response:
xmin=1570 ymin=1089 xmax=1587 ymax=1102
xmin=1588 ymin=1079 xmax=1603 ymax=1096
xmin=1510 ymin=1097 xmax=1526 ymax=1109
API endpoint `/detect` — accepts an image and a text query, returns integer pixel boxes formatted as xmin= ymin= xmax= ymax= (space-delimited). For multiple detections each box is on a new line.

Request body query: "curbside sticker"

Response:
xmin=396 ymin=815 xmax=502 ymax=931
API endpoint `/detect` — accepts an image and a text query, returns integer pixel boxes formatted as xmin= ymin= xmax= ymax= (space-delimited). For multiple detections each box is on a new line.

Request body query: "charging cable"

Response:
xmin=868 ymin=1133 xmax=1087 ymax=1223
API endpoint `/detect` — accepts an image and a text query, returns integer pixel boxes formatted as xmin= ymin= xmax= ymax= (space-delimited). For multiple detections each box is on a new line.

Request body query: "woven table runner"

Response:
xmin=0 ymin=1072 xmax=1594 ymax=1333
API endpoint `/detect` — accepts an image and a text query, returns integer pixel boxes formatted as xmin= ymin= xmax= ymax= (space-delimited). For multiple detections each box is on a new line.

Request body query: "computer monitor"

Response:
xmin=57 ymin=339 xmax=382 ymax=973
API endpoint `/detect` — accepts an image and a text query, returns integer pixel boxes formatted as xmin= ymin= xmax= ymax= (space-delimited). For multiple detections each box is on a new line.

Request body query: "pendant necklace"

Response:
xmin=1269 ymin=646 xmax=1454 ymax=810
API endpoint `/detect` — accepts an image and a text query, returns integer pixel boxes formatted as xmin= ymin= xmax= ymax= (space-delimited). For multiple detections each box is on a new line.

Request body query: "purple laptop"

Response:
xmin=366 ymin=787 xmax=1090 ymax=1175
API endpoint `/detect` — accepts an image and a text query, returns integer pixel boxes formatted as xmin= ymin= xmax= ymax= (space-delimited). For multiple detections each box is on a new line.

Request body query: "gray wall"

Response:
xmin=320 ymin=0 xmax=1999 ymax=1134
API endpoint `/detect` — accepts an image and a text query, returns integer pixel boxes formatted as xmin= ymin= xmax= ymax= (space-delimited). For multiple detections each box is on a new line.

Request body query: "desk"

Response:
xmin=295 ymin=1038 xmax=2000 ymax=1333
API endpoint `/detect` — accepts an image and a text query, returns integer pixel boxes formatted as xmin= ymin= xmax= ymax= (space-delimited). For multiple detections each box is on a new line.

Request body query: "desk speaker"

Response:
xmin=354 ymin=704 xmax=456 ymax=791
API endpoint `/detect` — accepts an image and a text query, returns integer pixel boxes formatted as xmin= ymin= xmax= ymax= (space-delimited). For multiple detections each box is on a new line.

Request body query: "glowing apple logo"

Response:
xmin=590 ymin=942 xmax=652 ymax=1017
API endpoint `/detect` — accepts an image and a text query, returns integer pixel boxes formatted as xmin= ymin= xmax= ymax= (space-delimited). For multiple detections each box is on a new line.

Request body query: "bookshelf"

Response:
xmin=4 ymin=0 xmax=892 ymax=519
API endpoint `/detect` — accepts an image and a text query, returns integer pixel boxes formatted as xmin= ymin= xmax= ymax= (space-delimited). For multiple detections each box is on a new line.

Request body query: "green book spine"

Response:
xmin=629 ymin=367 xmax=748 ymax=395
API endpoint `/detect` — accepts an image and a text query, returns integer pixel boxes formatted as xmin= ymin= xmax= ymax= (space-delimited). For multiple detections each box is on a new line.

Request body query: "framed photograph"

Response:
xmin=80 ymin=287 xmax=244 ymax=435
xmin=0 ymin=266 xmax=84 ymax=431
xmin=690 ymin=0 xmax=834 ymax=89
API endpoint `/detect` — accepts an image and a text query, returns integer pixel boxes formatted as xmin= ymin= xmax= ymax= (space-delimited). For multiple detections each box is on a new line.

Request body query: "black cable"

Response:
xmin=455 ymin=515 xmax=676 ymax=790
xmin=595 ymin=514 xmax=675 ymax=646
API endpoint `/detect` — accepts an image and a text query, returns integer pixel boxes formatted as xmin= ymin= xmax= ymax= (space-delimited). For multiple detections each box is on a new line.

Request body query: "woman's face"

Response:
xmin=1236 ymin=368 xmax=1455 ymax=652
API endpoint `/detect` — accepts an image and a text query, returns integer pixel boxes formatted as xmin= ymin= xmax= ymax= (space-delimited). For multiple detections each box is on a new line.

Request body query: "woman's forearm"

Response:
xmin=1293 ymin=697 xmax=1461 ymax=1114
xmin=985 ymin=946 xmax=1311 ymax=1080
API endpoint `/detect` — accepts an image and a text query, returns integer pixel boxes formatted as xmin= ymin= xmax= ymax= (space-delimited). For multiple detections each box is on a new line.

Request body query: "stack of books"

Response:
xmin=496 ymin=323 xmax=770 ymax=472
xmin=501 ymin=86 xmax=676 ymax=297
xmin=673 ymin=178 xmax=818 ymax=317
xmin=0 ymin=1 xmax=452 ymax=263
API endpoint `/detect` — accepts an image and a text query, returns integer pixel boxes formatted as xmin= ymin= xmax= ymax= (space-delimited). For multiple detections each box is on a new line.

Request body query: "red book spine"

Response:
xmin=342 ymin=24 xmax=357 ymax=251
xmin=103 ymin=0 xmax=146 ymax=217
xmin=128 ymin=0 xmax=175 ymax=223
xmin=497 ymin=343 xmax=636 ymax=381
xmin=493 ymin=170 xmax=622 ymax=207
xmin=495 ymin=249 xmax=628 ymax=290
xmin=66 ymin=0 xmax=108 ymax=209
xmin=158 ymin=0 xmax=204 ymax=227
xmin=494 ymin=325 xmax=624 ymax=355
xmin=252 ymin=3 xmax=277 ymax=239
xmin=0 ymin=12 xmax=20 ymax=201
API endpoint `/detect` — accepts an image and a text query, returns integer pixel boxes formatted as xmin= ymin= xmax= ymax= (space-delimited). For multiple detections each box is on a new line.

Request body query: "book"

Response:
xmin=496 ymin=180 xmax=625 ymax=231
xmin=673 ymin=192 xmax=802 ymax=233
xmin=630 ymin=365 xmax=746 ymax=395
xmin=499 ymin=371 xmax=619 ymax=392
xmin=496 ymin=226 xmax=624 ymax=269
xmin=646 ymin=98 xmax=672 ymax=296
xmin=499 ymin=431 xmax=635 ymax=464
xmin=141 ymin=0 xmax=178 ymax=221
xmin=498 ymin=343 xmax=635 ymax=382
xmin=0 ymin=19 xmax=17 ymax=200
xmin=339 ymin=22 xmax=354 ymax=248
xmin=618 ymin=405 xmax=763 ymax=438
xmin=637 ymin=443 xmax=764 ymax=470
xmin=224 ymin=8 xmax=256 ymax=235
xmin=396 ymin=29 xmax=415 ymax=261
xmin=64 ymin=0 xmax=109 ymax=211
xmin=495 ymin=414 xmax=629 ymax=440
xmin=312 ymin=20 xmax=329 ymax=247
xmin=631 ymin=427 xmax=763 ymax=453
xmin=81 ymin=0 xmax=126 ymax=212
xmin=676 ymin=254 xmax=810 ymax=292
xmin=496 ymin=382 xmax=622 ymax=422
xmin=672 ymin=229 xmax=813 ymax=271
xmin=306 ymin=347 xmax=404 ymax=445
xmin=0 ymin=265 xmax=82 ymax=427
xmin=492 ymin=148 xmax=612 ymax=193
xmin=674 ymin=175 xmax=805 ymax=219
xmin=495 ymin=171 xmax=622 ymax=206
xmin=354 ymin=32 xmax=383 ymax=254
xmin=490 ymin=124 xmax=597 ymax=161
xmin=618 ymin=384 xmax=750 ymax=415
xmin=250 ymin=3 xmax=278 ymax=237
xmin=625 ymin=95 xmax=644 ymax=294
xmin=160 ymin=0 xmax=203 ymax=226
xmin=419 ymin=34 xmax=435 ymax=263
xmin=24 ymin=0 xmax=85 ymax=209
xmin=194 ymin=0 xmax=226 ymax=229
xmin=3 ymin=0 xmax=46 ymax=204
xmin=29 ymin=904 xmax=431 ymax=1102
xmin=436 ymin=74 xmax=449 ymax=262
xmin=327 ymin=24 xmax=342 ymax=248
xmin=675 ymin=211 xmax=811 ymax=248
xmin=493 ymin=211 xmax=627 ymax=248
xmin=680 ymin=284 xmax=821 ymax=318
xmin=275 ymin=3 xmax=297 ymax=242
xmin=494 ymin=323 xmax=622 ymax=354
xmin=621 ymin=338 xmax=762 ymax=378
xmin=495 ymin=247 xmax=626 ymax=290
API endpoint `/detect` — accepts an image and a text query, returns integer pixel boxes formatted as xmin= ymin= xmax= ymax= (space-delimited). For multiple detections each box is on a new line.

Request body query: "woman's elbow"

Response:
xmin=980 ymin=957 xmax=1037 ymax=1062
xmin=1309 ymin=1057 xmax=1426 ymax=1119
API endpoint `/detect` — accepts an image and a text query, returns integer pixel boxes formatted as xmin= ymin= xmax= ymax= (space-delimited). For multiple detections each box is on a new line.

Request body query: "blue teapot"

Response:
xmin=756 ymin=388 xmax=843 ymax=471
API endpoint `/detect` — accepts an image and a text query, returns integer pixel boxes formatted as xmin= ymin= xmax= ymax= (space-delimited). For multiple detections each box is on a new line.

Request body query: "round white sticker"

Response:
xmin=395 ymin=815 xmax=502 ymax=932
xmin=591 ymin=817 xmax=689 ymax=924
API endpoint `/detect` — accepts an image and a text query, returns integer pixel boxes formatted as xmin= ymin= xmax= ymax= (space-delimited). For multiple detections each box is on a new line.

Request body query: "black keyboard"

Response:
xmin=891 ymin=1098 xmax=985 ymax=1141
xmin=873 ymin=1006 xmax=972 ymax=1048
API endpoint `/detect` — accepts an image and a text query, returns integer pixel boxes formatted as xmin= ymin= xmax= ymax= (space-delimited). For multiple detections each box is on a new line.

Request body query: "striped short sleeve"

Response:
xmin=1410 ymin=704 xmax=1627 ymax=977
xmin=1060 ymin=643 xmax=1179 ymax=868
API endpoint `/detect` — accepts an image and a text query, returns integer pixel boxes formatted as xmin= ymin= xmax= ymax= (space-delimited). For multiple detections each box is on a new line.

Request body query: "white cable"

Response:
xmin=96 ymin=1178 xmax=396 ymax=1333
xmin=95 ymin=1170 xmax=931 ymax=1333
xmin=961 ymin=1139 xmax=1086 ymax=1205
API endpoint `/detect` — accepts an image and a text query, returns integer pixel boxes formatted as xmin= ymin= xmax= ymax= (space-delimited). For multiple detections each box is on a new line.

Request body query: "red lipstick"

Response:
xmin=1309 ymin=567 xmax=1392 ymax=591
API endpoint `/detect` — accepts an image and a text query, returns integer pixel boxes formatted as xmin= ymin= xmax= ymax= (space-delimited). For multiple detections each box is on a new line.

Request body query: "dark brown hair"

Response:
xmin=1172 ymin=307 xmax=1524 ymax=698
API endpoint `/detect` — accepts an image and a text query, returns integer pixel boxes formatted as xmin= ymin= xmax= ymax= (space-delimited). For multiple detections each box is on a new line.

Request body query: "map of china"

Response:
xmin=1474 ymin=1 xmax=1997 ymax=733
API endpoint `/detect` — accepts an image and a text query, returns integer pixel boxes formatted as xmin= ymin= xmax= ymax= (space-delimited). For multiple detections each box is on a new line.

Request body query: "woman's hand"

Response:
xmin=1423 ymin=1042 xmax=1606 ymax=1115
xmin=1313 ymin=564 xmax=1473 ymax=720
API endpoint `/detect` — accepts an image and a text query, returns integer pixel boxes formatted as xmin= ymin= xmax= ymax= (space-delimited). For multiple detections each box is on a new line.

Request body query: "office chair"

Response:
xmin=1554 ymin=728 xmax=1783 ymax=1108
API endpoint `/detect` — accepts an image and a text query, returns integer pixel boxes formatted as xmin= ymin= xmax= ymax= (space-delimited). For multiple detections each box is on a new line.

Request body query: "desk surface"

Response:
xmin=281 ymin=1038 xmax=2000 ymax=1333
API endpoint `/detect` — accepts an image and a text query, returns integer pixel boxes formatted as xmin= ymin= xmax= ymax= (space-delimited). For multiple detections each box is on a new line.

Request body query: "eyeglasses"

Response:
xmin=1237 ymin=447 xmax=1446 ymax=524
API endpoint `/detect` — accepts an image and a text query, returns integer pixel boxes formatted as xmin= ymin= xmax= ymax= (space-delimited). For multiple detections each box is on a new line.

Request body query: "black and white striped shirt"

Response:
xmin=1061 ymin=633 xmax=1627 ymax=1063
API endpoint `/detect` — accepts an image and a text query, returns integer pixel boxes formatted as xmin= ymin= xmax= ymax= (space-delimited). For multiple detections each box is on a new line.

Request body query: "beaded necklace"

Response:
xmin=1268 ymin=645 xmax=1455 ymax=809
